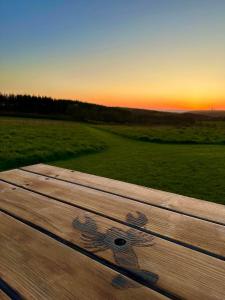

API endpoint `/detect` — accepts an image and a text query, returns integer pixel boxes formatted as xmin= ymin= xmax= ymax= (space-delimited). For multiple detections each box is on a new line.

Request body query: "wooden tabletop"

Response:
xmin=0 ymin=164 xmax=225 ymax=300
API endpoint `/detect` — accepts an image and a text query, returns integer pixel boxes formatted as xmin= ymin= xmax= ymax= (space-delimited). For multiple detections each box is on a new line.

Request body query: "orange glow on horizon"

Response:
xmin=39 ymin=90 xmax=225 ymax=111
xmin=3 ymin=84 xmax=225 ymax=111
xmin=1 ymin=1 xmax=225 ymax=112
xmin=51 ymin=89 xmax=225 ymax=111
xmin=81 ymin=98 xmax=225 ymax=111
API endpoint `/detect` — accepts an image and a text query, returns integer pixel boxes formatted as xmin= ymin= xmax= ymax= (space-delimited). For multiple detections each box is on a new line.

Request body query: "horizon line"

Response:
xmin=1 ymin=91 xmax=225 ymax=112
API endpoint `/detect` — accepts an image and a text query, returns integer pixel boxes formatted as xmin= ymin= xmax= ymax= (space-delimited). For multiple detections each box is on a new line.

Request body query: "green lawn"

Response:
xmin=0 ymin=117 xmax=106 ymax=171
xmin=1 ymin=117 xmax=225 ymax=205
xmin=97 ymin=122 xmax=225 ymax=144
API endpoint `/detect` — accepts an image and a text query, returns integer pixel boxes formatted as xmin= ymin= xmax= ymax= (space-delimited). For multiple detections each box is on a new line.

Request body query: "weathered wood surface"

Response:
xmin=0 ymin=164 xmax=225 ymax=300
xmin=0 ymin=290 xmax=10 ymax=300
xmin=0 ymin=212 xmax=165 ymax=300
xmin=1 ymin=168 xmax=225 ymax=258
xmin=23 ymin=163 xmax=225 ymax=224
xmin=1 ymin=181 xmax=225 ymax=299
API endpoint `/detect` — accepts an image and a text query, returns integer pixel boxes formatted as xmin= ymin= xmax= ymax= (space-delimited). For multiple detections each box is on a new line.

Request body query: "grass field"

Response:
xmin=0 ymin=117 xmax=106 ymax=171
xmin=1 ymin=117 xmax=225 ymax=205
xmin=97 ymin=122 xmax=225 ymax=144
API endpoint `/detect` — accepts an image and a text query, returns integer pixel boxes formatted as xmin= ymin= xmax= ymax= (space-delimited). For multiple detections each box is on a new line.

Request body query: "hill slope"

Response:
xmin=1 ymin=93 xmax=219 ymax=124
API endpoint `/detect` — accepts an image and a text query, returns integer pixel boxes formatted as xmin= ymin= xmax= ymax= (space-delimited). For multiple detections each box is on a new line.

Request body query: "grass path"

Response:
xmin=53 ymin=126 xmax=225 ymax=204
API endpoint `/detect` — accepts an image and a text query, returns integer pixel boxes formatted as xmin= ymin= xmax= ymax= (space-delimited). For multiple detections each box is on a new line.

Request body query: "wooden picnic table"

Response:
xmin=0 ymin=164 xmax=225 ymax=300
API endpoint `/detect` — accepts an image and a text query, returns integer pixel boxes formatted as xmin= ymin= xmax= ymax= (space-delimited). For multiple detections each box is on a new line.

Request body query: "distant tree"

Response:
xmin=0 ymin=92 xmax=214 ymax=125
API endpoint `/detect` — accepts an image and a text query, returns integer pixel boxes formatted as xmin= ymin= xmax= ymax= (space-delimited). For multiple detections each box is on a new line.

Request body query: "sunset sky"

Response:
xmin=1 ymin=0 xmax=225 ymax=110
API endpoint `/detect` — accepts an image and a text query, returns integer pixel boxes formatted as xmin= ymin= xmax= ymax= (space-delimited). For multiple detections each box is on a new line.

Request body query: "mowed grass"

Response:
xmin=0 ymin=117 xmax=225 ymax=205
xmin=98 ymin=122 xmax=225 ymax=144
xmin=0 ymin=117 xmax=106 ymax=171
xmin=54 ymin=126 xmax=225 ymax=205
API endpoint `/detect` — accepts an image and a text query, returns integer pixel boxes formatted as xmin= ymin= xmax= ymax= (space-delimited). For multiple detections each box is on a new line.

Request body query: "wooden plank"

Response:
xmin=0 ymin=290 xmax=10 ymax=300
xmin=0 ymin=212 xmax=165 ymax=300
xmin=1 ymin=181 xmax=225 ymax=300
xmin=23 ymin=164 xmax=225 ymax=225
xmin=1 ymin=169 xmax=225 ymax=259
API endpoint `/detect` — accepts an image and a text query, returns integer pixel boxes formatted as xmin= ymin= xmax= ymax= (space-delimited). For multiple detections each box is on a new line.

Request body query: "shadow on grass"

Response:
xmin=0 ymin=145 xmax=106 ymax=172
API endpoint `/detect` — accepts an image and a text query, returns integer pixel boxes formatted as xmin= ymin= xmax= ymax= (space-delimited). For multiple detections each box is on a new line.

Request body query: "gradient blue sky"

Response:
xmin=1 ymin=0 xmax=225 ymax=109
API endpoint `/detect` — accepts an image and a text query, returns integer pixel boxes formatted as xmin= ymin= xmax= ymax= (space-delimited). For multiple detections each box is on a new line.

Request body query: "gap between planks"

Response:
xmin=0 ymin=169 xmax=225 ymax=261
xmin=0 ymin=290 xmax=10 ymax=300
xmin=1 ymin=176 xmax=225 ymax=261
xmin=22 ymin=165 xmax=225 ymax=227
xmin=0 ymin=212 xmax=169 ymax=300
xmin=0 ymin=209 xmax=178 ymax=300
xmin=21 ymin=163 xmax=225 ymax=226
xmin=0 ymin=278 xmax=22 ymax=300
xmin=1 ymin=181 xmax=225 ymax=300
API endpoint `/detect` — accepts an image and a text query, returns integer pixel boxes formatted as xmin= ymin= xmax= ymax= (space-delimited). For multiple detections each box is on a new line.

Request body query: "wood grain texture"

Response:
xmin=1 ymin=181 xmax=225 ymax=300
xmin=1 ymin=169 xmax=225 ymax=258
xmin=0 ymin=212 xmax=166 ymax=300
xmin=22 ymin=164 xmax=225 ymax=225
xmin=0 ymin=290 xmax=10 ymax=300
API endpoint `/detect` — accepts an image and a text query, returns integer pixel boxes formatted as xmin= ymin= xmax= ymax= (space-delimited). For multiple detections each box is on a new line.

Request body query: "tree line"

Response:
xmin=0 ymin=93 xmax=210 ymax=125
